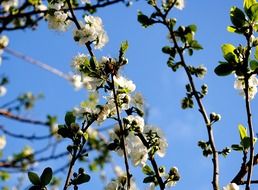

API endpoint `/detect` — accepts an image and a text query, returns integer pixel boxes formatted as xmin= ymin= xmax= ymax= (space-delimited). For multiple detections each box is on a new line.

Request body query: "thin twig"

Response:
xmin=0 ymin=109 xmax=49 ymax=126
xmin=137 ymin=133 xmax=165 ymax=190
xmin=4 ymin=48 xmax=71 ymax=81
xmin=111 ymin=74 xmax=132 ymax=189
xmin=152 ymin=5 xmax=219 ymax=190
xmin=0 ymin=125 xmax=54 ymax=140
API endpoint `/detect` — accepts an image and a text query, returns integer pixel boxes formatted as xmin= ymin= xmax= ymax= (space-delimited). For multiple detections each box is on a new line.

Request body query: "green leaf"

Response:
xmin=221 ymin=44 xmax=237 ymax=62
xmin=238 ymin=124 xmax=247 ymax=140
xmin=40 ymin=167 xmax=52 ymax=186
xmin=189 ymin=40 xmax=203 ymax=50
xmin=65 ymin=112 xmax=76 ymax=126
xmin=230 ymin=6 xmax=246 ymax=28
xmin=214 ymin=63 xmax=234 ymax=76
xmin=120 ymin=41 xmax=129 ymax=55
xmin=188 ymin=24 xmax=197 ymax=32
xmin=250 ymin=60 xmax=258 ymax=70
xmin=142 ymin=165 xmax=154 ymax=176
xmin=244 ymin=0 xmax=257 ymax=12
xmin=241 ymin=137 xmax=251 ymax=149
xmin=28 ymin=172 xmax=41 ymax=185
xmin=255 ymin=46 xmax=258 ymax=60
xmin=143 ymin=176 xmax=155 ymax=183
xmin=231 ymin=144 xmax=244 ymax=151
xmin=227 ymin=26 xmax=237 ymax=33
xmin=76 ymin=173 xmax=91 ymax=184
xmin=248 ymin=3 xmax=258 ymax=21
xmin=137 ymin=11 xmax=154 ymax=28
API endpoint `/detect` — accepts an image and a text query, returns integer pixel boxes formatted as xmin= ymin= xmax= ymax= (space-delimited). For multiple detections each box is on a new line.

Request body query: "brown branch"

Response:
xmin=0 ymin=125 xmax=53 ymax=140
xmin=111 ymin=74 xmax=132 ymax=189
xmin=152 ymin=5 xmax=219 ymax=190
xmin=0 ymin=109 xmax=48 ymax=126
xmin=231 ymin=154 xmax=258 ymax=185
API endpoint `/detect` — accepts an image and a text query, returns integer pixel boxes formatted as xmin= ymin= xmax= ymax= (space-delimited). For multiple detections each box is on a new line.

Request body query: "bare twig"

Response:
xmin=0 ymin=109 xmax=48 ymax=126
xmin=4 ymin=48 xmax=71 ymax=81
xmin=111 ymin=74 xmax=132 ymax=189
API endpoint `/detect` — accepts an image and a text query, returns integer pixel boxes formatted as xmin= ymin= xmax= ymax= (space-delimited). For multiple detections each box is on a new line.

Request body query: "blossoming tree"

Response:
xmin=0 ymin=0 xmax=257 ymax=190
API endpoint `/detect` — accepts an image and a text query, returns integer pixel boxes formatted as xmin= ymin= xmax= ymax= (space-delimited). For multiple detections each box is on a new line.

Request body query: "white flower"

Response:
xmin=144 ymin=125 xmax=168 ymax=157
xmin=81 ymin=0 xmax=91 ymax=4
xmin=73 ymin=15 xmax=108 ymax=49
xmin=0 ymin=86 xmax=7 ymax=97
xmin=46 ymin=11 xmax=71 ymax=31
xmin=105 ymin=181 xmax=118 ymax=190
xmin=113 ymin=166 xmax=125 ymax=177
xmin=0 ymin=136 xmax=6 ymax=150
xmin=124 ymin=115 xmax=145 ymax=132
xmin=0 ymin=35 xmax=9 ymax=49
xmin=105 ymin=176 xmax=138 ymax=190
xmin=36 ymin=4 xmax=47 ymax=17
xmin=234 ymin=75 xmax=258 ymax=100
xmin=223 ymin=183 xmax=239 ymax=190
xmin=113 ymin=75 xmax=136 ymax=93
xmin=71 ymin=74 xmax=102 ymax=90
xmin=1 ymin=0 xmax=18 ymax=12
xmin=71 ymin=53 xmax=88 ymax=71
xmin=48 ymin=1 xmax=64 ymax=10
xmin=175 ymin=0 xmax=184 ymax=10
xmin=130 ymin=145 xmax=148 ymax=166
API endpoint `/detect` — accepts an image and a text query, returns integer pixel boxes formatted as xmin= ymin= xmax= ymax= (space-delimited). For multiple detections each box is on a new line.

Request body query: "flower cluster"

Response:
xmin=1 ymin=0 xmax=18 ymax=12
xmin=73 ymin=15 xmax=108 ymax=49
xmin=105 ymin=175 xmax=138 ymax=190
xmin=162 ymin=0 xmax=185 ymax=10
xmin=234 ymin=75 xmax=258 ymax=100
xmin=109 ymin=124 xmax=167 ymax=166
xmin=0 ymin=135 xmax=6 ymax=150
xmin=45 ymin=1 xmax=72 ymax=31
xmin=223 ymin=183 xmax=239 ymax=190
xmin=0 ymin=35 xmax=9 ymax=65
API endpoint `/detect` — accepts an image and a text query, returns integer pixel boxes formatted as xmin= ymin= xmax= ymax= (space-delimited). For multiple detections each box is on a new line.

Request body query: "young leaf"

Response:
xmin=230 ymin=7 xmax=246 ymax=28
xmin=244 ymin=0 xmax=256 ymax=12
xmin=214 ymin=64 xmax=234 ymax=76
xmin=142 ymin=165 xmax=154 ymax=176
xmin=137 ymin=11 xmax=154 ymax=28
xmin=250 ymin=60 xmax=258 ymax=70
xmin=28 ymin=172 xmax=41 ymax=185
xmin=231 ymin=144 xmax=244 ymax=151
xmin=221 ymin=44 xmax=237 ymax=62
xmin=255 ymin=46 xmax=258 ymax=60
xmin=76 ymin=173 xmax=91 ymax=184
xmin=40 ymin=167 xmax=53 ymax=186
xmin=238 ymin=124 xmax=247 ymax=140
xmin=65 ymin=111 xmax=76 ymax=126
xmin=143 ymin=176 xmax=155 ymax=183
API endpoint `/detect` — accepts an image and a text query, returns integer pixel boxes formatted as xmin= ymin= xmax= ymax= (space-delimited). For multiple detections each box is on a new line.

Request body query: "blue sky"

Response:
xmin=1 ymin=0 xmax=257 ymax=189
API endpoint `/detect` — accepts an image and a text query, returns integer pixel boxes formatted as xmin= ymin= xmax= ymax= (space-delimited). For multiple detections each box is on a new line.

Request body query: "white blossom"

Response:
xmin=73 ymin=15 xmax=108 ymax=49
xmin=46 ymin=11 xmax=71 ymax=31
xmin=0 ymin=86 xmax=7 ymax=97
xmin=144 ymin=125 xmax=168 ymax=157
xmin=1 ymin=0 xmax=18 ymax=12
xmin=234 ymin=75 xmax=258 ymax=100
xmin=113 ymin=75 xmax=136 ymax=93
xmin=223 ymin=183 xmax=239 ymax=190
xmin=71 ymin=53 xmax=88 ymax=71
xmin=124 ymin=115 xmax=145 ymax=132
xmin=81 ymin=0 xmax=91 ymax=4
xmin=0 ymin=35 xmax=9 ymax=49
xmin=105 ymin=176 xmax=138 ymax=190
xmin=71 ymin=74 xmax=102 ymax=90
xmin=48 ymin=1 xmax=64 ymax=10
xmin=175 ymin=0 xmax=184 ymax=10
xmin=36 ymin=4 xmax=48 ymax=17
xmin=0 ymin=135 xmax=6 ymax=150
